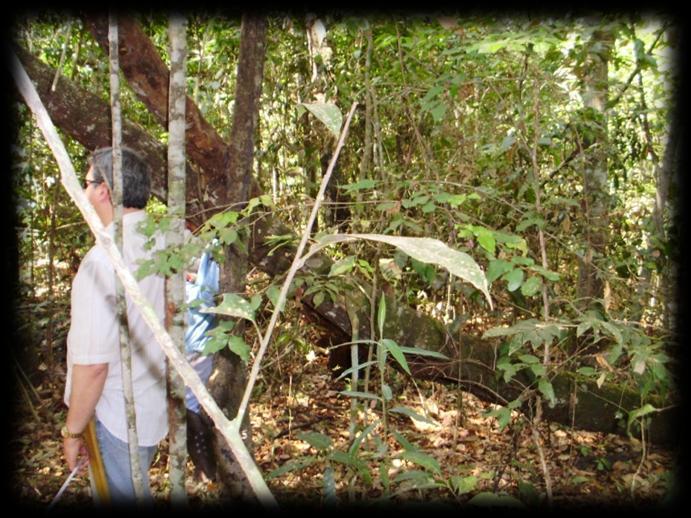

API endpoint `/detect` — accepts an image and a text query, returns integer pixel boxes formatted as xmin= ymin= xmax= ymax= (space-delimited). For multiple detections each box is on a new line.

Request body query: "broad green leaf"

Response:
xmin=538 ymin=378 xmax=556 ymax=406
xmin=518 ymin=354 xmax=540 ymax=364
xmin=450 ymin=475 xmax=478 ymax=495
xmin=503 ymin=268 xmax=524 ymax=292
xmin=313 ymin=290 xmax=325 ymax=308
xmin=528 ymin=264 xmax=561 ymax=281
xmin=474 ymin=227 xmax=496 ymax=256
xmin=228 ymin=335 xmax=250 ymax=364
xmin=203 ymin=293 xmax=255 ymax=321
xmin=329 ymin=255 xmax=356 ymax=277
xmin=520 ymin=275 xmax=543 ymax=296
xmin=434 ymin=192 xmax=467 ymax=206
xmin=301 ymin=102 xmax=343 ymax=137
xmin=297 ymin=431 xmax=332 ymax=451
xmin=266 ymin=284 xmax=283 ymax=311
xmin=381 ymin=338 xmax=411 ymax=375
xmin=315 ymin=234 xmax=492 ymax=308
xmin=487 ymin=259 xmax=513 ymax=283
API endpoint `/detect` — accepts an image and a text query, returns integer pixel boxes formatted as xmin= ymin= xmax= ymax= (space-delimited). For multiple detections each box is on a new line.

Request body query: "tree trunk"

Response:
xmin=576 ymin=27 xmax=614 ymax=309
xmin=109 ymin=17 xmax=146 ymax=502
xmin=165 ymin=14 xmax=188 ymax=504
xmin=210 ymin=13 xmax=267 ymax=502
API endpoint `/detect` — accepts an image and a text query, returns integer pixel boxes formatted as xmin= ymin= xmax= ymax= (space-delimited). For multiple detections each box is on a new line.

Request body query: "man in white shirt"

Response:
xmin=62 ymin=147 xmax=167 ymax=503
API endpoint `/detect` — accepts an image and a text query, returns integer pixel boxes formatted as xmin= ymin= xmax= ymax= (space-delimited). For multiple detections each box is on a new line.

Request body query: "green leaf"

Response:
xmin=487 ymin=259 xmax=513 ymax=283
xmin=503 ymin=268 xmax=524 ymax=292
xmin=434 ymin=192 xmax=467 ymax=207
xmin=341 ymin=179 xmax=376 ymax=192
xmin=329 ymin=255 xmax=356 ymax=277
xmin=398 ymin=450 xmax=441 ymax=475
xmin=315 ymin=234 xmax=492 ymax=308
xmin=474 ymin=227 xmax=496 ymax=256
xmin=228 ymin=335 xmax=250 ymax=364
xmin=538 ymin=378 xmax=556 ymax=406
xmin=301 ymin=102 xmax=343 ymax=137
xmin=516 ymin=216 xmax=545 ymax=232
xmin=297 ymin=431 xmax=332 ymax=451
xmin=382 ymin=383 xmax=393 ymax=401
xmin=518 ymin=354 xmax=540 ymax=364
xmin=397 ymin=345 xmax=448 ymax=360
xmin=381 ymin=338 xmax=411 ymax=375
xmin=203 ymin=293 xmax=255 ymax=321
xmin=527 ymin=265 xmax=561 ymax=281
xmin=520 ymin=275 xmax=543 ymax=297
xmin=627 ymin=404 xmax=658 ymax=437
xmin=313 ymin=291 xmax=325 ymax=308
xmin=450 ymin=475 xmax=478 ymax=495
xmin=377 ymin=295 xmax=387 ymax=338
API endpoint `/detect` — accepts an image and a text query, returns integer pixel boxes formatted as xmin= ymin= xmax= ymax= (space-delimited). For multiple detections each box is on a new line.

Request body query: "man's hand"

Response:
xmin=63 ymin=436 xmax=88 ymax=472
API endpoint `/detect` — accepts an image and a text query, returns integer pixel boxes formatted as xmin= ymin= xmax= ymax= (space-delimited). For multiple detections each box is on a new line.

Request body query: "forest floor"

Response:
xmin=11 ymin=351 xmax=677 ymax=509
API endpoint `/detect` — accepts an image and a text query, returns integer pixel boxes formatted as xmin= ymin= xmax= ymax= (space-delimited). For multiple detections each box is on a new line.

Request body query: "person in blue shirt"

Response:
xmin=184 ymin=249 xmax=219 ymax=481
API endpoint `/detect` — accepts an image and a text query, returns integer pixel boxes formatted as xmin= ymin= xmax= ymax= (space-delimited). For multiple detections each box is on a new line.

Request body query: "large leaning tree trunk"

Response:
xmin=14 ymin=29 xmax=676 ymax=448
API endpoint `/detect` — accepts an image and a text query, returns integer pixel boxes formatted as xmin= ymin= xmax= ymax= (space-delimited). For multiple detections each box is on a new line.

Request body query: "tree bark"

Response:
xmin=576 ymin=27 xmax=614 ymax=308
xmin=165 ymin=14 xmax=188 ymax=504
xmin=12 ymin=45 xmax=205 ymax=223
xmin=210 ymin=14 xmax=267 ymax=502
xmin=85 ymin=15 xmax=229 ymax=208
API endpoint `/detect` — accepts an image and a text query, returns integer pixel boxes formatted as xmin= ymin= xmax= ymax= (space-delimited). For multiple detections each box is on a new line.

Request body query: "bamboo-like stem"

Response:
xmin=109 ymin=16 xmax=146 ymax=503
xmin=235 ymin=102 xmax=359 ymax=425
xmin=11 ymin=51 xmax=278 ymax=508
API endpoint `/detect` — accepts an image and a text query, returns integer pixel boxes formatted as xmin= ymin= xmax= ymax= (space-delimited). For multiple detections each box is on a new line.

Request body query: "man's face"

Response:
xmin=83 ymin=166 xmax=111 ymax=224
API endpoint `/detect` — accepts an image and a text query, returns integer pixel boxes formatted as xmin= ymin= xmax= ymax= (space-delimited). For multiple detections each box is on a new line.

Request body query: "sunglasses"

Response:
xmin=83 ymin=178 xmax=103 ymax=189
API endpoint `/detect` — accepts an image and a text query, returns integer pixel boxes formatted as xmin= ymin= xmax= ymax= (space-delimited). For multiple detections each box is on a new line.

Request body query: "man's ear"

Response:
xmin=96 ymin=183 xmax=112 ymax=204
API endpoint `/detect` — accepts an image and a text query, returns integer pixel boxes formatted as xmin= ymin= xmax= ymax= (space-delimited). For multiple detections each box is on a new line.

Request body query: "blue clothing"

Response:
xmin=184 ymin=251 xmax=219 ymax=413
xmin=184 ymin=251 xmax=219 ymax=354
xmin=95 ymin=419 xmax=157 ymax=504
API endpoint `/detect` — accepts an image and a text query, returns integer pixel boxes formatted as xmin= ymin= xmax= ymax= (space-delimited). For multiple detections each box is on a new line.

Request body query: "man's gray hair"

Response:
xmin=89 ymin=146 xmax=151 ymax=209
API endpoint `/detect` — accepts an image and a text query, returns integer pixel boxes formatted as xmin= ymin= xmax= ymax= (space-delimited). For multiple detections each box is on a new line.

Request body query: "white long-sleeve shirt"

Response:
xmin=64 ymin=210 xmax=167 ymax=446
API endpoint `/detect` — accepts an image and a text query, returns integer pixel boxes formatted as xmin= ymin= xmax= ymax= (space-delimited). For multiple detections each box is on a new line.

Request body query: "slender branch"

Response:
xmin=235 ymin=102 xmax=359 ymax=425
xmin=109 ymin=16 xmax=146 ymax=502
